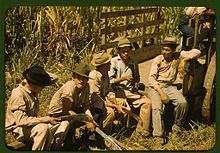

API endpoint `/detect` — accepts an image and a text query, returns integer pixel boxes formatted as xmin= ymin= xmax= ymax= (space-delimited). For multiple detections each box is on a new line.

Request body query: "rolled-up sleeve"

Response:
xmin=148 ymin=56 xmax=161 ymax=90
xmin=181 ymin=49 xmax=201 ymax=59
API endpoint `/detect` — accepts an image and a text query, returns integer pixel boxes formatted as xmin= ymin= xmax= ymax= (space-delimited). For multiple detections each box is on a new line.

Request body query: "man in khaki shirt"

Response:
xmin=49 ymin=63 xmax=96 ymax=150
xmin=5 ymin=66 xmax=68 ymax=150
xmin=148 ymin=36 xmax=201 ymax=145
xmin=88 ymin=52 xmax=126 ymax=135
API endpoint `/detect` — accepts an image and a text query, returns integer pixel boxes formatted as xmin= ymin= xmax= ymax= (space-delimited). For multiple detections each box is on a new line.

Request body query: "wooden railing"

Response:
xmin=99 ymin=7 xmax=164 ymax=63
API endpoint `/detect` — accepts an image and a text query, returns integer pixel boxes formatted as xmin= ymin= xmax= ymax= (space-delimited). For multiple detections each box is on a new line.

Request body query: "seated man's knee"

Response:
xmin=35 ymin=124 xmax=50 ymax=136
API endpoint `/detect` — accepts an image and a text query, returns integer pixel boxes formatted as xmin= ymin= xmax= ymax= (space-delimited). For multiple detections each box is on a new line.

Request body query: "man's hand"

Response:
xmin=49 ymin=117 xmax=61 ymax=125
xmin=156 ymin=88 xmax=170 ymax=104
xmin=159 ymin=92 xmax=170 ymax=104
xmin=116 ymin=105 xmax=126 ymax=114
xmin=86 ymin=122 xmax=96 ymax=132
xmin=121 ymin=75 xmax=133 ymax=82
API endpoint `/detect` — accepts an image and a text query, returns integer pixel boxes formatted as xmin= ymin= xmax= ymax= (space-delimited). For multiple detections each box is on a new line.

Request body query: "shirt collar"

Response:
xmin=19 ymin=84 xmax=32 ymax=94
xmin=117 ymin=55 xmax=132 ymax=63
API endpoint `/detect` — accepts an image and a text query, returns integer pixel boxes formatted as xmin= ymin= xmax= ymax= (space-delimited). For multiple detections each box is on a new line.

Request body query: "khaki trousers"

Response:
xmin=104 ymin=89 xmax=151 ymax=136
xmin=12 ymin=121 xmax=69 ymax=150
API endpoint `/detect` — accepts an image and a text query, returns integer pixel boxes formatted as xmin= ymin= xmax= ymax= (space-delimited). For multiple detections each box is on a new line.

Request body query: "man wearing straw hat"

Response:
xmin=89 ymin=51 xmax=127 ymax=136
xmin=5 ymin=66 xmax=68 ymax=150
xmin=108 ymin=37 xmax=151 ymax=139
xmin=148 ymin=36 xmax=201 ymax=145
xmin=48 ymin=63 xmax=96 ymax=150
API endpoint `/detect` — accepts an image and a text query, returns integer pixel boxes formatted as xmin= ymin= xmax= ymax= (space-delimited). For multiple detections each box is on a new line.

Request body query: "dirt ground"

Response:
xmin=138 ymin=59 xmax=153 ymax=87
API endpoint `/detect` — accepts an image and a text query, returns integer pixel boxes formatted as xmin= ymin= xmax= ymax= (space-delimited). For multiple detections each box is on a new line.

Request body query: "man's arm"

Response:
xmin=179 ymin=49 xmax=201 ymax=74
xmin=84 ymin=109 xmax=96 ymax=132
xmin=148 ymin=56 xmax=170 ymax=104
xmin=108 ymin=57 xmax=133 ymax=85
xmin=148 ymin=56 xmax=161 ymax=89
xmin=105 ymin=97 xmax=126 ymax=114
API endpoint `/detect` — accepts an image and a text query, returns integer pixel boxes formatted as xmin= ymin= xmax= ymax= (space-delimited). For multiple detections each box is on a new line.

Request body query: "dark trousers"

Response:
xmin=178 ymin=15 xmax=209 ymax=50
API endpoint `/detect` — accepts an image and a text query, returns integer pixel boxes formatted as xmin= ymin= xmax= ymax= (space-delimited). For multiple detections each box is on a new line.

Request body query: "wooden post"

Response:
xmin=101 ymin=11 xmax=107 ymax=52
xmin=193 ymin=15 xmax=199 ymax=48
xmin=141 ymin=12 xmax=146 ymax=47
xmin=123 ymin=8 xmax=128 ymax=37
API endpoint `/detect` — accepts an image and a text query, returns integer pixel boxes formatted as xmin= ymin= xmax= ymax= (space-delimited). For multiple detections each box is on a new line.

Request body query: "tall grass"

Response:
xmin=5 ymin=6 xmax=216 ymax=150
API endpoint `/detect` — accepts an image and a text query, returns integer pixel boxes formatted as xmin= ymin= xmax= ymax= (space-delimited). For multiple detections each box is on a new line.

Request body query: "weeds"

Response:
xmin=4 ymin=6 xmax=215 ymax=150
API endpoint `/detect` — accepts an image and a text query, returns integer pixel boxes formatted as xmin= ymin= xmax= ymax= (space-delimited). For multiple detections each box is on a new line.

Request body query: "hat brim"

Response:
xmin=72 ymin=70 xmax=92 ymax=79
xmin=117 ymin=44 xmax=133 ymax=49
xmin=161 ymin=41 xmax=178 ymax=46
xmin=91 ymin=58 xmax=111 ymax=67
xmin=23 ymin=70 xmax=52 ymax=86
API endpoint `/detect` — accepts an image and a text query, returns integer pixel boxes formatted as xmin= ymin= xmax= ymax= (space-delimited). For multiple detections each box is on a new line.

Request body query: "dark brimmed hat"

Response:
xmin=72 ymin=63 xmax=90 ymax=78
xmin=161 ymin=36 xmax=178 ymax=46
xmin=23 ymin=66 xmax=52 ymax=87
xmin=117 ymin=37 xmax=133 ymax=49
xmin=91 ymin=52 xmax=112 ymax=67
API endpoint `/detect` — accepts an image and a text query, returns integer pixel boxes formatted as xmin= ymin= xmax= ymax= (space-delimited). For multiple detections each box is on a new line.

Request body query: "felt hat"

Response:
xmin=91 ymin=52 xmax=111 ymax=67
xmin=117 ymin=38 xmax=132 ymax=48
xmin=72 ymin=63 xmax=90 ymax=78
xmin=22 ymin=66 xmax=52 ymax=87
xmin=161 ymin=36 xmax=179 ymax=46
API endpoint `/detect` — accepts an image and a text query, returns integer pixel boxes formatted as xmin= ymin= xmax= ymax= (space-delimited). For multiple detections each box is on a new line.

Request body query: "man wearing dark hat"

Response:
xmin=5 ymin=66 xmax=67 ymax=150
xmin=108 ymin=37 xmax=151 ymax=139
xmin=89 ymin=52 xmax=126 ymax=135
xmin=48 ymin=63 xmax=96 ymax=150
xmin=148 ymin=36 xmax=201 ymax=145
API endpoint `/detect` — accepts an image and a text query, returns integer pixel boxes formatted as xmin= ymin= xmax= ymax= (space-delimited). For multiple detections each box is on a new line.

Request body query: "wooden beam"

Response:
xmin=100 ymin=8 xmax=158 ymax=18
xmin=100 ymin=19 xmax=163 ymax=35
xmin=130 ymin=44 xmax=161 ymax=63
xmin=100 ymin=32 xmax=162 ymax=50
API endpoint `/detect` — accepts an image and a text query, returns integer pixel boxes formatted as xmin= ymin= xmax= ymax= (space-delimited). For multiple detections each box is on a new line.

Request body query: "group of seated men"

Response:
xmin=5 ymin=35 xmax=202 ymax=150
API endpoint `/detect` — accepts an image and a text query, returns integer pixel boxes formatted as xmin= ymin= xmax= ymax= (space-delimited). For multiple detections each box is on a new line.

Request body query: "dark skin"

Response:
xmin=61 ymin=74 xmax=96 ymax=132
xmin=96 ymin=62 xmax=126 ymax=114
xmin=113 ymin=47 xmax=133 ymax=84
xmin=156 ymin=45 xmax=191 ymax=104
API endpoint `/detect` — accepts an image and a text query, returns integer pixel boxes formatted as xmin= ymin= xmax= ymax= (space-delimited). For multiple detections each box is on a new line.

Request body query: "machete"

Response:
xmin=104 ymin=95 xmax=143 ymax=126
xmin=58 ymin=113 xmax=122 ymax=150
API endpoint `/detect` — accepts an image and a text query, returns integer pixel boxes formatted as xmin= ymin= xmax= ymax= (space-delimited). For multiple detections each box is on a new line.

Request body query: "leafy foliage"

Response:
xmin=5 ymin=6 xmax=215 ymax=150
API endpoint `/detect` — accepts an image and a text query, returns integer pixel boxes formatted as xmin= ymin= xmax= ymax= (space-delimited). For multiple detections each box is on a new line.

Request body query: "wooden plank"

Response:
xmin=130 ymin=44 xmax=161 ymax=63
xmin=100 ymin=32 xmax=162 ymax=50
xmin=100 ymin=19 xmax=163 ymax=35
xmin=202 ymin=52 xmax=216 ymax=124
xmin=100 ymin=8 xmax=158 ymax=18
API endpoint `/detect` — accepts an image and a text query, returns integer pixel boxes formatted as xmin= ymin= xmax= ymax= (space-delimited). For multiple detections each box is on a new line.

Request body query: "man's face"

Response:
xmin=119 ymin=47 xmax=131 ymax=62
xmin=30 ymin=84 xmax=44 ymax=93
xmin=161 ymin=46 xmax=175 ymax=60
xmin=73 ymin=74 xmax=88 ymax=89
xmin=99 ymin=62 xmax=111 ymax=74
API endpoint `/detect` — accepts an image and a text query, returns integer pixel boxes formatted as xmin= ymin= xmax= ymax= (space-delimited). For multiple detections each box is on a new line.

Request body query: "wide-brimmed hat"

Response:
xmin=23 ymin=66 xmax=52 ymax=87
xmin=72 ymin=63 xmax=90 ymax=78
xmin=161 ymin=36 xmax=179 ymax=46
xmin=91 ymin=52 xmax=112 ymax=67
xmin=117 ymin=37 xmax=132 ymax=48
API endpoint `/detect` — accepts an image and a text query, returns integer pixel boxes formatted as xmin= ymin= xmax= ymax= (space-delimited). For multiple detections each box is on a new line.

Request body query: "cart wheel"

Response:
xmin=202 ymin=52 xmax=216 ymax=124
